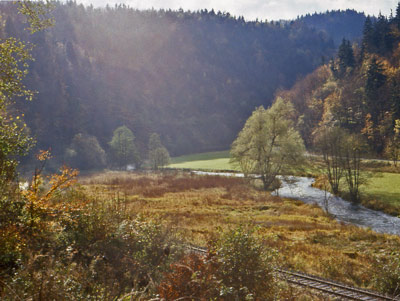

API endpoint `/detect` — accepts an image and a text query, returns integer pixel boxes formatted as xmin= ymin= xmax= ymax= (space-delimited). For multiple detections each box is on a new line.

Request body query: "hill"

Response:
xmin=0 ymin=2 xmax=339 ymax=168
xmin=296 ymin=9 xmax=367 ymax=46
xmin=276 ymin=7 xmax=400 ymax=157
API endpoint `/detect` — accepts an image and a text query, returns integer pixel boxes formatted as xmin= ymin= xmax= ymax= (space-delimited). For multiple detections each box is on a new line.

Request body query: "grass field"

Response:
xmin=361 ymin=172 xmax=400 ymax=216
xmin=80 ymin=171 xmax=400 ymax=291
xmin=169 ymin=150 xmax=400 ymax=215
xmin=365 ymin=173 xmax=400 ymax=203
xmin=169 ymin=150 xmax=235 ymax=170
xmin=169 ymin=150 xmax=321 ymax=175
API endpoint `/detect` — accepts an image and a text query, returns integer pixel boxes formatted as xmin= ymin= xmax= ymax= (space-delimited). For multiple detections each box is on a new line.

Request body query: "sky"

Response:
xmin=75 ymin=0 xmax=400 ymax=20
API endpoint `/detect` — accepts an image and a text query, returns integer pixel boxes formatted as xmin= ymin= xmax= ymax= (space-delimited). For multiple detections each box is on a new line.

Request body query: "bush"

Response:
xmin=159 ymin=226 xmax=277 ymax=300
xmin=0 ymin=181 xmax=180 ymax=300
xmin=374 ymin=253 xmax=400 ymax=296
xmin=158 ymin=253 xmax=220 ymax=300
xmin=212 ymin=226 xmax=277 ymax=300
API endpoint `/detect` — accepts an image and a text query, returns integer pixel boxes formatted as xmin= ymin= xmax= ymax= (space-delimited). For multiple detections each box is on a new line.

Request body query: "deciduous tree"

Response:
xmin=0 ymin=0 xmax=52 ymax=200
xmin=231 ymin=98 xmax=305 ymax=190
xmin=384 ymin=119 xmax=400 ymax=166
xmin=342 ymin=133 xmax=367 ymax=203
xmin=0 ymin=0 xmax=54 ymax=272
xmin=148 ymin=133 xmax=170 ymax=169
xmin=109 ymin=126 xmax=140 ymax=169
xmin=65 ymin=133 xmax=106 ymax=170
xmin=313 ymin=126 xmax=347 ymax=194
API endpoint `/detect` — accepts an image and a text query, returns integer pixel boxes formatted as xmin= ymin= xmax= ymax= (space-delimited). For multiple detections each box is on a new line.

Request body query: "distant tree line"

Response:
xmin=65 ymin=126 xmax=170 ymax=170
xmin=296 ymin=9 xmax=366 ymax=46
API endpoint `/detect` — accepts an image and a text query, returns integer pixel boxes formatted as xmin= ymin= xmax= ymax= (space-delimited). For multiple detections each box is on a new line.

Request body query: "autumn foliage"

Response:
xmin=159 ymin=227 xmax=277 ymax=300
xmin=0 ymin=155 xmax=180 ymax=299
xmin=159 ymin=253 xmax=220 ymax=300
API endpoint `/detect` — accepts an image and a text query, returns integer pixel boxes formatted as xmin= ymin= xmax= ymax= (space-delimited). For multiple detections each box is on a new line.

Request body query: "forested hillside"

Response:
xmin=0 ymin=1 xmax=339 ymax=168
xmin=296 ymin=9 xmax=366 ymax=46
xmin=277 ymin=7 xmax=400 ymax=158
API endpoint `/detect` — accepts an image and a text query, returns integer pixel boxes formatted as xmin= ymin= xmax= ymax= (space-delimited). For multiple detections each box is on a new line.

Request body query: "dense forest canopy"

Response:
xmin=277 ymin=5 xmax=400 ymax=159
xmin=0 ymin=1 xmax=347 ymax=168
xmin=296 ymin=9 xmax=367 ymax=46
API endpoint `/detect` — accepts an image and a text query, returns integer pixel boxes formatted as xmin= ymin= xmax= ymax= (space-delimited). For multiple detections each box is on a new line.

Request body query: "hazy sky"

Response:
xmin=76 ymin=0 xmax=399 ymax=20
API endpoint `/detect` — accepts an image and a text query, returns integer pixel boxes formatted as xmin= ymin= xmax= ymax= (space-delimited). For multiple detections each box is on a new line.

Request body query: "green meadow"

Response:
xmin=365 ymin=172 xmax=400 ymax=204
xmin=169 ymin=150 xmax=237 ymax=170
xmin=362 ymin=172 xmax=400 ymax=215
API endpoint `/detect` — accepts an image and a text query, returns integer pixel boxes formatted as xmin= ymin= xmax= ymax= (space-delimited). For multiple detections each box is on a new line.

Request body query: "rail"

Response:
xmin=185 ymin=245 xmax=399 ymax=301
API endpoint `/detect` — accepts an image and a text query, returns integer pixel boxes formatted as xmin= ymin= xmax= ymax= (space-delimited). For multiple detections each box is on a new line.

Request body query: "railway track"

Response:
xmin=185 ymin=245 xmax=399 ymax=300
xmin=276 ymin=269 xmax=398 ymax=300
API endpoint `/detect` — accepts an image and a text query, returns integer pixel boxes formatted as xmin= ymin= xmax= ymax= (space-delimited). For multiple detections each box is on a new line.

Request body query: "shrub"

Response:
xmin=159 ymin=226 xmax=277 ymax=300
xmin=1 ymin=174 xmax=180 ymax=300
xmin=212 ymin=226 xmax=277 ymax=300
xmin=374 ymin=253 xmax=400 ymax=296
xmin=158 ymin=254 xmax=220 ymax=300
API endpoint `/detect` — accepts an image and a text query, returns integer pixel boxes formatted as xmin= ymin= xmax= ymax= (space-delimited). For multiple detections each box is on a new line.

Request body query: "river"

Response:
xmin=193 ymin=171 xmax=400 ymax=235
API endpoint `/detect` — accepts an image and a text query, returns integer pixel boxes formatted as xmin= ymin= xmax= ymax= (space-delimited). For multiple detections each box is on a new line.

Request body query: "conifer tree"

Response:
xmin=395 ymin=3 xmax=400 ymax=29
xmin=365 ymin=57 xmax=386 ymax=122
xmin=391 ymin=79 xmax=400 ymax=120
xmin=361 ymin=16 xmax=374 ymax=55
xmin=338 ymin=38 xmax=355 ymax=74
xmin=373 ymin=13 xmax=393 ymax=54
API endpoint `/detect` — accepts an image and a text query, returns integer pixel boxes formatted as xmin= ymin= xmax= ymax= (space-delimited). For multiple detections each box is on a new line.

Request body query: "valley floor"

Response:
xmin=80 ymin=170 xmax=400 ymax=292
xmin=170 ymin=150 xmax=400 ymax=216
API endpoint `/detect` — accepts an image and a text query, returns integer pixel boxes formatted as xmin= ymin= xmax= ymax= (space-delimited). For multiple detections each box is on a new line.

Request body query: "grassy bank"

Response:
xmin=80 ymin=171 xmax=400 ymax=292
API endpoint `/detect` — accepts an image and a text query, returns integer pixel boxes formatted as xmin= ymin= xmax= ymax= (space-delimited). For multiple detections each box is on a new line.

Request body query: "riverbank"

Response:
xmin=276 ymin=176 xmax=400 ymax=235
xmin=192 ymin=171 xmax=400 ymax=235
xmin=170 ymin=150 xmax=400 ymax=216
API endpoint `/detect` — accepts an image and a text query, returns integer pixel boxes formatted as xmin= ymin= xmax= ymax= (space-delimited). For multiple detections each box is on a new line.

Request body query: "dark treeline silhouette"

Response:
xmin=1 ymin=1 xmax=343 ymax=167
xmin=296 ymin=9 xmax=367 ymax=46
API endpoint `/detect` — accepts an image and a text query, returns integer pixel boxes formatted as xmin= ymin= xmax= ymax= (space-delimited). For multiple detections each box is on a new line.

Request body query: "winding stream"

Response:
xmin=193 ymin=171 xmax=400 ymax=235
